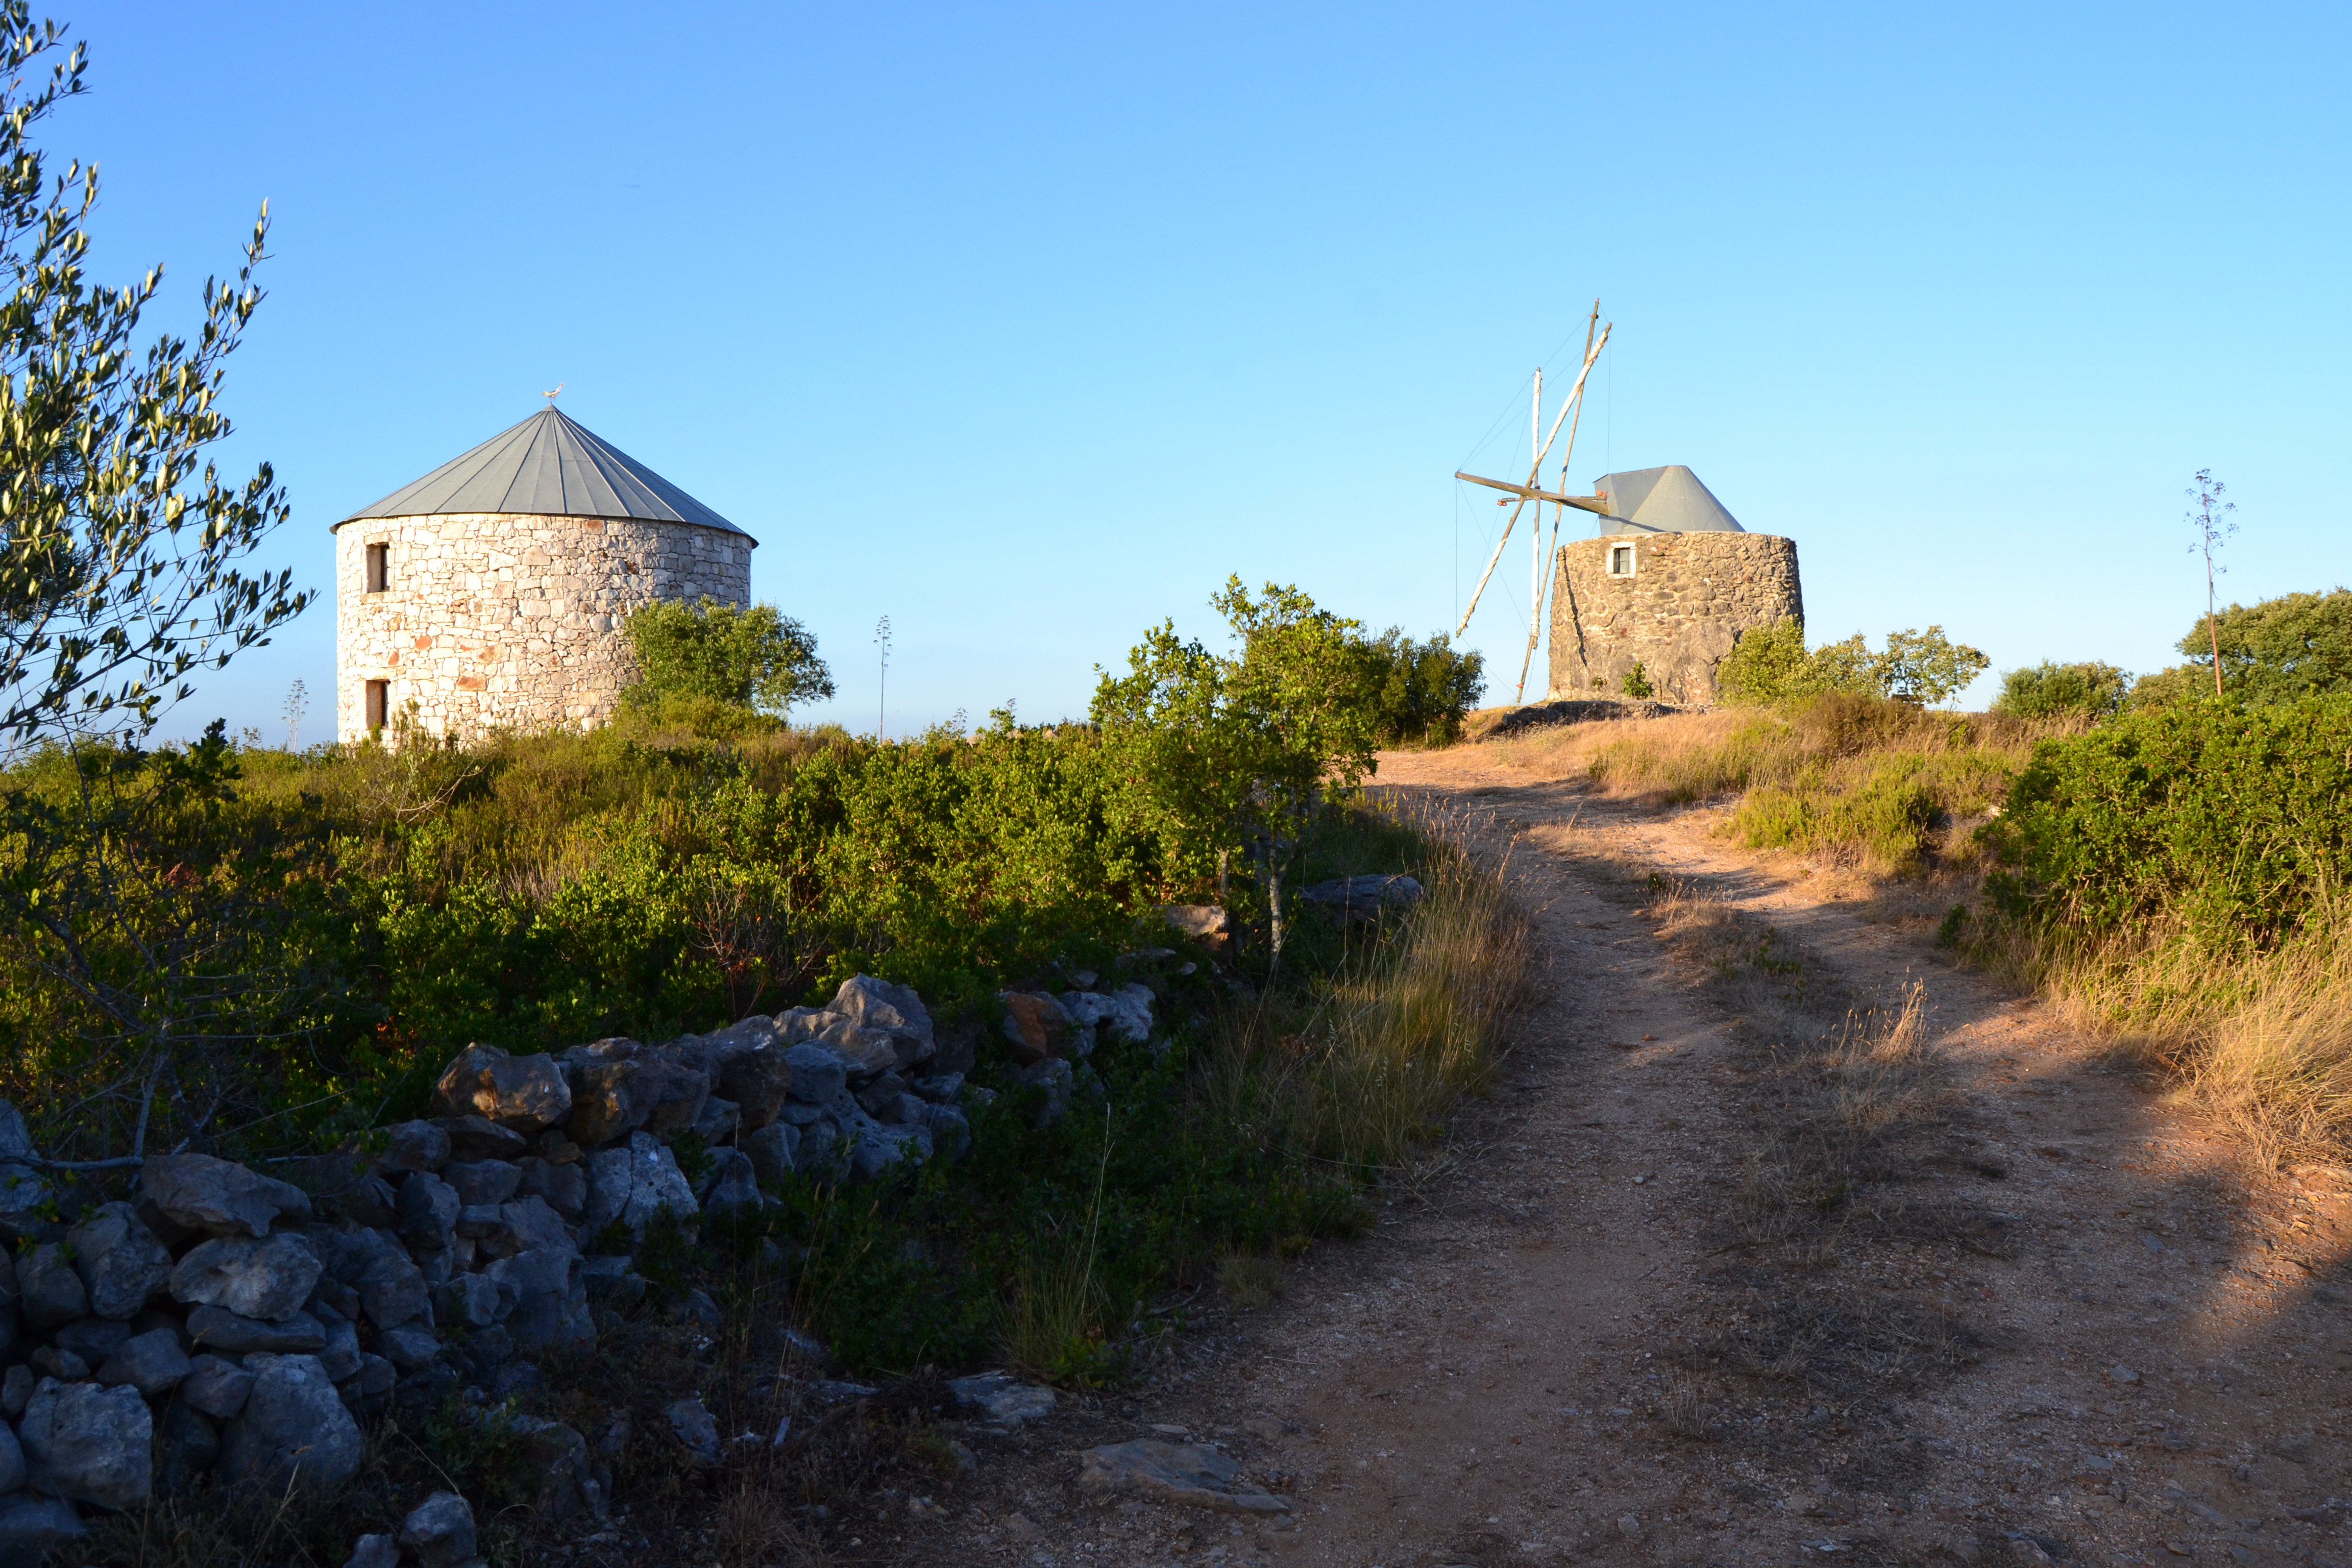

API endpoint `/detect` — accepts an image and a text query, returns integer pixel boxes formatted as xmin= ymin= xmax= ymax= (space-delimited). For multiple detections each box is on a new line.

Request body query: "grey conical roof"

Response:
xmin=1592 ymin=465 xmax=1743 ymax=536
xmin=339 ymin=406 xmax=753 ymax=541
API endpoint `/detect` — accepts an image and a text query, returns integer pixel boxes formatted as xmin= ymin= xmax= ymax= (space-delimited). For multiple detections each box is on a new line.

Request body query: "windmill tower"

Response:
xmin=1451 ymin=314 xmax=1802 ymax=708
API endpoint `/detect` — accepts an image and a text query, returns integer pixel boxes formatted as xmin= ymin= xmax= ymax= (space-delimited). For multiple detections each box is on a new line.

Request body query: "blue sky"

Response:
xmin=71 ymin=1 xmax=2352 ymax=742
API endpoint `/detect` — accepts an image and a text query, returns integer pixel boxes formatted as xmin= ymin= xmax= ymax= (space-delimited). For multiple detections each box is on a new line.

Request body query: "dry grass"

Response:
xmin=1191 ymin=807 xmax=1535 ymax=1178
xmin=1216 ymin=1249 xmax=1287 ymax=1310
xmin=1977 ymin=895 xmax=2352 ymax=1170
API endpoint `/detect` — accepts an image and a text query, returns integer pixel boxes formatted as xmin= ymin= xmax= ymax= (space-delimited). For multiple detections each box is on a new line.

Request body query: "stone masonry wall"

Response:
xmin=333 ymin=512 xmax=752 ymax=742
xmin=1547 ymin=532 xmax=1802 ymax=707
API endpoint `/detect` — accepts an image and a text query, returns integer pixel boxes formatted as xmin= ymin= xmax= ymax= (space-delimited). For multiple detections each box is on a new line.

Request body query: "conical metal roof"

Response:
xmin=338 ymin=407 xmax=753 ymax=542
xmin=1592 ymin=465 xmax=1743 ymax=536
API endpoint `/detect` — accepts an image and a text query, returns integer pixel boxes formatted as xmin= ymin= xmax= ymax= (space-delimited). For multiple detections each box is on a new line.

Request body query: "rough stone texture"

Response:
xmin=0 ymin=1494 xmax=86 ymax=1561
xmin=742 ymin=1121 xmax=799 ymax=1186
xmin=16 ymin=1244 xmax=86 ymax=1330
xmin=381 ymin=1120 xmax=452 ymax=1173
xmin=1547 ymin=531 xmax=1803 ymax=706
xmin=346 ymin=1534 xmax=400 ymax=1568
xmin=1075 ymin=1438 xmax=1290 ymax=1513
xmin=0 ymin=1417 xmax=21 ymax=1492
xmin=947 ymin=1372 xmax=1057 ymax=1427
xmin=441 ymin=1159 xmax=524 ymax=1208
xmin=180 ymin=1355 xmax=255 ymax=1419
xmin=398 ymin=1490 xmax=478 ymax=1568
xmin=431 ymin=1045 xmax=573 ymax=1132
xmin=999 ymin=991 xmax=1077 ymax=1065
xmin=698 ymin=1150 xmax=762 ymax=1216
xmin=170 ymin=1233 xmax=324 ymax=1322
xmin=334 ymin=510 xmax=751 ymax=742
xmin=583 ymin=1133 xmax=699 ymax=1241
xmin=155 ymin=1401 xmax=219 ymax=1496
xmin=830 ymin=974 xmax=935 ymax=1069
xmin=20 ymin=1379 xmax=153 ymax=1511
xmin=1295 ymin=874 xmax=1424 ymax=923
xmin=96 ymin=1327 xmax=193 ymax=1396
xmin=665 ymin=1395 xmax=721 ymax=1463
xmin=66 ymin=1202 xmax=175 ymax=1320
xmin=142 ymin=1153 xmax=308 ymax=1240
xmin=1059 ymin=984 xmax=1155 ymax=1045
xmin=219 ymin=1353 xmax=365 ymax=1490
xmin=187 ymin=1305 xmax=329 ymax=1355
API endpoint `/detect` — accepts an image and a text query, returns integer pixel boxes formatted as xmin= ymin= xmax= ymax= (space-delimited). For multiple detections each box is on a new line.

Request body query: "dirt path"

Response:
xmin=918 ymin=746 xmax=2352 ymax=1568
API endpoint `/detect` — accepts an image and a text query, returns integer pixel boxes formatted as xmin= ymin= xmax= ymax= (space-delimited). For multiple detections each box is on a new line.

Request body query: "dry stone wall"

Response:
xmin=333 ymin=512 xmax=752 ymax=742
xmin=1547 ymin=532 xmax=1802 ymax=707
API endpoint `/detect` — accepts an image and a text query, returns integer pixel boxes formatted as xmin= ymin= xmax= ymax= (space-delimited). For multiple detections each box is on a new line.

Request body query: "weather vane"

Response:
xmin=541 ymin=381 xmax=565 ymax=409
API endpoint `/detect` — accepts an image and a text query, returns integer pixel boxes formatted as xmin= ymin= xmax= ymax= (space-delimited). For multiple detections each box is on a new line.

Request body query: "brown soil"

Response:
xmin=888 ymin=744 xmax=2352 ymax=1568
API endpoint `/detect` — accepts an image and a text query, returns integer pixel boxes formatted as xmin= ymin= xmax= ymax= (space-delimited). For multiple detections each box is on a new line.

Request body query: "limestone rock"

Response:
xmin=699 ymin=1150 xmax=762 ymax=1217
xmin=187 ymin=1305 xmax=328 ymax=1356
xmin=665 ymin=1395 xmax=720 ymax=1463
xmin=396 ymin=1171 xmax=461 ymax=1255
xmin=346 ymin=1533 xmax=400 ymax=1568
xmin=720 ymin=1045 xmax=794 ymax=1130
xmin=999 ymin=991 xmax=1077 ymax=1066
xmin=52 ymin=1319 xmax=128 ymax=1366
xmin=1017 ymin=1058 xmax=1075 ymax=1126
xmin=398 ymin=1489 xmax=477 ymax=1568
xmin=66 ymin=1203 xmax=174 ymax=1321
xmin=432 ymin=1044 xmax=573 ymax=1133
xmin=15 ymin=1244 xmax=86 ymax=1331
xmin=741 ymin=1122 xmax=798 ymax=1187
xmin=171 ymin=1233 xmax=324 ymax=1323
xmin=484 ymin=1246 xmax=589 ymax=1354
xmin=141 ymin=1153 xmax=308 ymax=1240
xmin=948 ymin=1371 xmax=1057 ymax=1428
xmin=1157 ymin=903 xmax=1232 ymax=956
xmin=582 ymin=1133 xmax=698 ymax=1241
xmin=0 ymin=1165 xmax=51 ymax=1246
xmin=921 ymin=1104 xmax=972 ymax=1161
xmin=1060 ymin=983 xmax=1156 ymax=1046
xmin=95 ymin=1327 xmax=192 ymax=1397
xmin=1297 ymin=874 xmax=1422 ymax=922
xmin=781 ymin=1042 xmax=850 ymax=1105
xmin=434 ymin=1115 xmax=529 ymax=1162
xmin=317 ymin=1316 xmax=363 ymax=1382
xmin=830 ymin=974 xmax=936 ymax=1070
xmin=219 ymin=1353 xmax=364 ymax=1490
xmin=514 ymin=1156 xmax=586 ymax=1220
xmin=352 ymin=1232 xmax=430 ymax=1331
xmin=1076 ymin=1438 xmax=1290 ymax=1513
xmin=180 ymin=1355 xmax=255 ymax=1419
xmin=0 ymin=1417 xmax=21 ymax=1492
xmin=0 ymin=1494 xmax=85 ymax=1562
xmin=155 ymin=1401 xmax=219 ymax=1496
xmin=380 ymin=1120 xmax=451 ymax=1174
xmin=20 ymin=1379 xmax=153 ymax=1511
xmin=440 ymin=1159 xmax=523 ymax=1207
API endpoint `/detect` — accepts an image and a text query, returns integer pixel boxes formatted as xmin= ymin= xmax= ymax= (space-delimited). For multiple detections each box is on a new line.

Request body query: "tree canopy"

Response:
xmin=623 ymin=597 xmax=836 ymax=719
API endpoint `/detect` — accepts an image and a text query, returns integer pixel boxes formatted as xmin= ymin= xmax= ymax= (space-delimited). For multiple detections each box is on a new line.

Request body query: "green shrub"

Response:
xmin=1622 ymin=661 xmax=1653 ymax=698
xmin=623 ymin=597 xmax=835 ymax=718
xmin=1358 ymin=629 xmax=1485 ymax=746
xmin=1717 ymin=620 xmax=1987 ymax=707
xmin=1989 ymin=694 xmax=2352 ymax=946
xmin=2148 ymin=589 xmax=2352 ymax=706
xmin=1991 ymin=660 xmax=2130 ymax=720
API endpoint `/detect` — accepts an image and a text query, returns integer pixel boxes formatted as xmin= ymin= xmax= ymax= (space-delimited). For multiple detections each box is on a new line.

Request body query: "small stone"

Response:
xmin=1076 ymin=1439 xmax=1289 ymax=1513
xmin=1059 ymin=984 xmax=1155 ymax=1046
xmin=141 ymin=1152 xmax=307 ymax=1240
xmin=53 ymin=1318 xmax=130 ymax=1364
xmin=0 ymin=1495 xmax=86 ymax=1562
xmin=0 ymin=1365 xmax=29 ymax=1420
xmin=396 ymin=1171 xmax=462 ymax=1253
xmin=1617 ymin=1513 xmax=1642 ymax=1540
xmin=172 ymin=1232 xmax=325 ymax=1322
xmin=666 ymin=1395 xmax=721 ymax=1463
xmin=398 ymin=1489 xmax=479 ymax=1568
xmin=96 ymin=1327 xmax=193 ymax=1396
xmin=998 ymin=991 xmax=1076 ymax=1065
xmin=581 ymin=1133 xmax=698 ymax=1241
xmin=440 ymin=1159 xmax=523 ymax=1207
xmin=562 ymin=1058 xmax=647 ymax=1148
xmin=16 ymin=1242 xmax=88 ymax=1330
xmin=700 ymin=1149 xmax=762 ymax=1216
xmin=381 ymin=1120 xmax=451 ymax=1173
xmin=432 ymin=1044 xmax=573 ymax=1132
xmin=514 ymin=1156 xmax=587 ymax=1220
xmin=155 ymin=1401 xmax=219 ymax=1496
xmin=435 ymin=1115 xmax=530 ymax=1162
xmin=345 ymin=1533 xmax=401 ymax=1568
xmin=66 ymin=1202 xmax=174 ymax=1320
xmin=187 ymin=1304 xmax=329 ymax=1355
xmin=947 ymin=1371 xmax=1058 ymax=1428
xmin=180 ymin=1355 xmax=256 ymax=1419
xmin=829 ymin=974 xmax=937 ymax=1070
xmin=20 ymin=1379 xmax=153 ymax=1511
xmin=720 ymin=1046 xmax=794 ymax=1130
xmin=219 ymin=1352 xmax=365 ymax=1490
xmin=378 ymin=1324 xmax=443 ymax=1371
xmin=29 ymin=1347 xmax=90 ymax=1381
xmin=781 ymin=1042 xmax=850 ymax=1104
xmin=742 ymin=1121 xmax=798 ymax=1186
xmin=2109 ymin=1363 xmax=2141 ymax=1385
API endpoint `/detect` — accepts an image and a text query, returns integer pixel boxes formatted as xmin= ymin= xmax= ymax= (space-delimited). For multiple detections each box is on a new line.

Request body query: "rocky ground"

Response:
xmin=886 ymin=742 xmax=2352 ymax=1568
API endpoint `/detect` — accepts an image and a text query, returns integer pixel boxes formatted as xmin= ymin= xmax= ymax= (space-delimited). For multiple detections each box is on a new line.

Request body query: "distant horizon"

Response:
xmin=58 ymin=0 xmax=2346 ymax=747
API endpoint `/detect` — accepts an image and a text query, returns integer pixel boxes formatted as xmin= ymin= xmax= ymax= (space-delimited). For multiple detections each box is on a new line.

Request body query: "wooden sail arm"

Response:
xmin=1455 ymin=470 xmax=1614 ymax=516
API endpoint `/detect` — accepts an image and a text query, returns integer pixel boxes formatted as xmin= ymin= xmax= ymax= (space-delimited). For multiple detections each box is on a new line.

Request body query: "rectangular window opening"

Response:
xmin=1608 ymin=544 xmax=1635 ymax=577
xmin=365 ymin=542 xmax=389 ymax=594
xmin=364 ymin=679 xmax=388 ymax=731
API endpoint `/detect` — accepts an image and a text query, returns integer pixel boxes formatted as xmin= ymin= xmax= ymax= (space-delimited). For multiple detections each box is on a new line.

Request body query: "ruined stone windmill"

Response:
xmin=1453 ymin=311 xmax=1803 ymax=707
